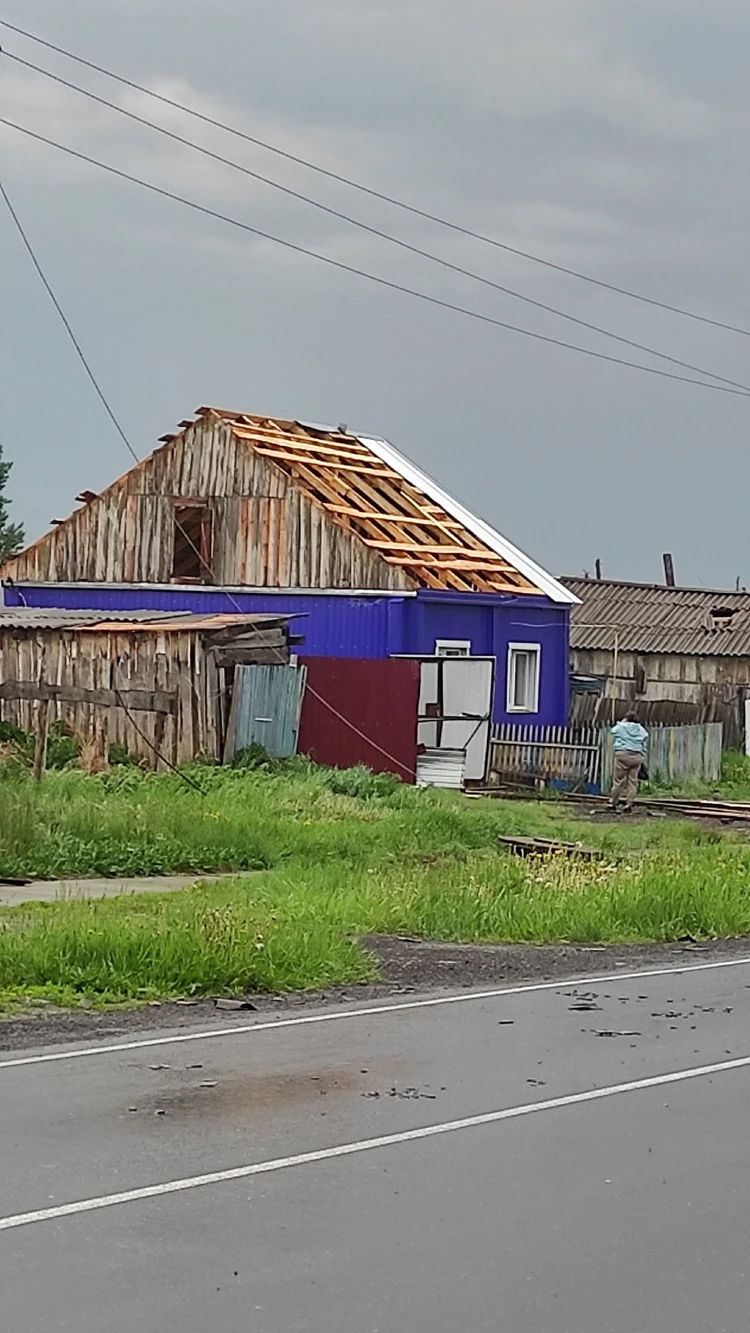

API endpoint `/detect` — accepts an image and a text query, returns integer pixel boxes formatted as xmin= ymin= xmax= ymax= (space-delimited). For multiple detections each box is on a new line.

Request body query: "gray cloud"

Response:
xmin=1 ymin=0 xmax=749 ymax=587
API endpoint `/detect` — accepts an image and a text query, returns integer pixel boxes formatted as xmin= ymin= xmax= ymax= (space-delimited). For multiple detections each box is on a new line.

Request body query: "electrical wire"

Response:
xmin=2 ymin=14 xmax=749 ymax=340
xmin=113 ymin=681 xmax=206 ymax=791
xmin=2 ymin=115 xmax=748 ymax=399
xmin=0 ymin=173 xmax=417 ymax=781
xmin=3 ymin=50 xmax=748 ymax=395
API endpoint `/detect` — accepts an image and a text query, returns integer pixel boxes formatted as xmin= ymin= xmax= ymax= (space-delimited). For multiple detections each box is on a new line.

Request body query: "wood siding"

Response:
xmin=0 ymin=627 xmax=222 ymax=767
xmin=569 ymin=647 xmax=750 ymax=749
xmin=1 ymin=419 xmax=413 ymax=592
xmin=570 ymin=648 xmax=750 ymax=700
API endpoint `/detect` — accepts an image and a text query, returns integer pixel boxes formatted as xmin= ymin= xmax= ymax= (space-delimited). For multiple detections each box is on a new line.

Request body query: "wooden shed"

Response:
xmin=0 ymin=609 xmax=296 ymax=768
xmin=563 ymin=577 xmax=750 ymax=748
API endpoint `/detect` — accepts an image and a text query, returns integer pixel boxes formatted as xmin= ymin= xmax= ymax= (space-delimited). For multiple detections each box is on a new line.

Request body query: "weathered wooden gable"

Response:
xmin=1 ymin=417 xmax=413 ymax=591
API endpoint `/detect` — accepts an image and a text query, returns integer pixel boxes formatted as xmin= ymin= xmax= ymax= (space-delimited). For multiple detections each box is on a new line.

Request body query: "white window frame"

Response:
xmin=506 ymin=642 xmax=541 ymax=713
xmin=434 ymin=639 xmax=471 ymax=658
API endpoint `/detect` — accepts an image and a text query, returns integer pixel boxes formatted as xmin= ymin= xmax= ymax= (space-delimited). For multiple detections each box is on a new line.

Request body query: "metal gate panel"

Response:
xmin=224 ymin=664 xmax=306 ymax=761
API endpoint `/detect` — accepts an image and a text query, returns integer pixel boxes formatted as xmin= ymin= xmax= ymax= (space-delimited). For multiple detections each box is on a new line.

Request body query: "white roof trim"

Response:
xmin=357 ymin=435 xmax=579 ymax=605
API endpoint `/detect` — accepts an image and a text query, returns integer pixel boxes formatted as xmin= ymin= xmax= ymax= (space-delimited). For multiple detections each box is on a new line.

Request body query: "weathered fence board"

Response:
xmin=224 ymin=664 xmax=306 ymax=761
xmin=600 ymin=723 xmax=722 ymax=790
xmin=491 ymin=724 xmax=602 ymax=791
xmin=491 ymin=722 xmax=723 ymax=792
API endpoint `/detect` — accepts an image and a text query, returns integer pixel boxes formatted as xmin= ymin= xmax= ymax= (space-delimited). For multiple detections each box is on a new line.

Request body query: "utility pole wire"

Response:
xmin=2 ymin=116 xmax=748 ymax=400
xmin=2 ymin=15 xmax=749 ymax=339
xmin=0 ymin=174 xmax=417 ymax=781
xmin=0 ymin=176 xmax=139 ymax=466
xmin=3 ymin=50 xmax=748 ymax=395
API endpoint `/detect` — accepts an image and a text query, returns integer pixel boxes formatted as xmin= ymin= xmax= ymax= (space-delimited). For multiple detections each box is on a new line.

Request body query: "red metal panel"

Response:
xmin=298 ymin=657 xmax=419 ymax=781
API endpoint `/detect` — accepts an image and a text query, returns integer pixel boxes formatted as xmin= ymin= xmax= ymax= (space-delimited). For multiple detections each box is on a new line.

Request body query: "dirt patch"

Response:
xmin=124 ymin=1064 xmax=376 ymax=1125
xmin=2 ymin=933 xmax=750 ymax=1053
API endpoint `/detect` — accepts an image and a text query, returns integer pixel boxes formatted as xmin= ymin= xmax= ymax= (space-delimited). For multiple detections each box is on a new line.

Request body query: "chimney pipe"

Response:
xmin=663 ymin=553 xmax=675 ymax=587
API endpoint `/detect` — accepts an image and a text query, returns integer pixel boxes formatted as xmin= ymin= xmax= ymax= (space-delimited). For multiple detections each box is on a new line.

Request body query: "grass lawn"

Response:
xmin=2 ymin=757 xmax=750 ymax=1008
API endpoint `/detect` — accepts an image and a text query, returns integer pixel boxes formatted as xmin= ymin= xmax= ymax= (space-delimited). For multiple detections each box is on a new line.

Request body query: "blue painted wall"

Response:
xmin=3 ymin=583 xmax=569 ymax=725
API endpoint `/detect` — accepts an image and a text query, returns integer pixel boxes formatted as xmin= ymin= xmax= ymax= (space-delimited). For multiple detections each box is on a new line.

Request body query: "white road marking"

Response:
xmin=1 ymin=1051 xmax=749 ymax=1233
xmin=1 ymin=953 xmax=749 ymax=1073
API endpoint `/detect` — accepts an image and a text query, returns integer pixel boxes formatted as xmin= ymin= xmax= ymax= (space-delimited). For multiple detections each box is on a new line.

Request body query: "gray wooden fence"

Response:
xmin=491 ymin=725 xmax=602 ymax=791
xmin=600 ymin=722 xmax=722 ymax=790
xmin=490 ymin=722 xmax=723 ymax=792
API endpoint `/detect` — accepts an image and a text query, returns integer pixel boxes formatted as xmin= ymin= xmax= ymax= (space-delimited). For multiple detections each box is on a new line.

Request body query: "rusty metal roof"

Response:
xmin=564 ymin=577 xmax=750 ymax=657
xmin=87 ymin=612 xmax=293 ymax=634
xmin=187 ymin=409 xmax=575 ymax=602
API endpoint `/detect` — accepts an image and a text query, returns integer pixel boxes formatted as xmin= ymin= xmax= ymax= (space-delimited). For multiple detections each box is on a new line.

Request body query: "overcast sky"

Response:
xmin=2 ymin=1 xmax=750 ymax=588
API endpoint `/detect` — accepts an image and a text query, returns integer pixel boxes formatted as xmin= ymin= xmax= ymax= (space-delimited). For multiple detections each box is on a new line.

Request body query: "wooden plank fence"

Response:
xmin=491 ymin=724 xmax=602 ymax=791
xmin=600 ymin=723 xmax=722 ymax=790
xmin=491 ymin=722 xmax=723 ymax=793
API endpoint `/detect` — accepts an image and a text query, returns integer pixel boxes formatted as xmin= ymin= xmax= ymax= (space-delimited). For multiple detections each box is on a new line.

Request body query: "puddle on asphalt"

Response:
xmin=124 ymin=1064 xmax=394 ymax=1124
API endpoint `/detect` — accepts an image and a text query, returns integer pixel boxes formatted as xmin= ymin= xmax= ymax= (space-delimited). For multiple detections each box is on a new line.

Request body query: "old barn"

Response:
xmin=0 ymin=607 xmax=297 ymax=768
xmin=564 ymin=576 xmax=750 ymax=749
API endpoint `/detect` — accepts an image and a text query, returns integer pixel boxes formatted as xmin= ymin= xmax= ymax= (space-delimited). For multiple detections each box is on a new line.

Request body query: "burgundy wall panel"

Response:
xmin=298 ymin=657 xmax=419 ymax=781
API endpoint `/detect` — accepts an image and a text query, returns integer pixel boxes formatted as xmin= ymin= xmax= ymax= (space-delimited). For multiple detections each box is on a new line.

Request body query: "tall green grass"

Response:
xmin=3 ymin=841 xmax=750 ymax=1008
xmin=0 ymin=761 xmax=723 ymax=881
xmin=2 ymin=760 xmax=750 ymax=1008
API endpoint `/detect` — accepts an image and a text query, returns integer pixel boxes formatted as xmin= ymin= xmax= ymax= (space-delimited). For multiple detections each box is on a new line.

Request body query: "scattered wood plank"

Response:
xmin=497 ymin=835 xmax=605 ymax=861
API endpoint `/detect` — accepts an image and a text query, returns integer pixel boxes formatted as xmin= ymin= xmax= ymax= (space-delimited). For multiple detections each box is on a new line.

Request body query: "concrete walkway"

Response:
xmin=0 ymin=874 xmax=234 ymax=907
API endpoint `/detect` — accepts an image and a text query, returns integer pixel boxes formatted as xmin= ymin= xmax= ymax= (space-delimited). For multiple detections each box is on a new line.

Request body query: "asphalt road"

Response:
xmin=2 ymin=956 xmax=750 ymax=1332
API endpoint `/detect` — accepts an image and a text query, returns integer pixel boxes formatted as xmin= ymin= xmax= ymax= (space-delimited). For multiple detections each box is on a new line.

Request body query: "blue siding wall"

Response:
xmin=401 ymin=592 xmax=569 ymax=727
xmin=4 ymin=583 xmax=569 ymax=725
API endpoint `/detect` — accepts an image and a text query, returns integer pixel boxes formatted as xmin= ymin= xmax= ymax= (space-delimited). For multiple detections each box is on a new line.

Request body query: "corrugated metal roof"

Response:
xmin=0 ymin=609 xmax=182 ymax=630
xmin=416 ymin=748 xmax=466 ymax=788
xmin=563 ymin=577 xmax=750 ymax=657
xmin=0 ymin=608 xmax=292 ymax=634
xmin=195 ymin=409 xmax=576 ymax=603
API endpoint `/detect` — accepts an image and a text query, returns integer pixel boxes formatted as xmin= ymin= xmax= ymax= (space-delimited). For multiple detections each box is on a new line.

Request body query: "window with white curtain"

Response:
xmin=506 ymin=643 xmax=541 ymax=712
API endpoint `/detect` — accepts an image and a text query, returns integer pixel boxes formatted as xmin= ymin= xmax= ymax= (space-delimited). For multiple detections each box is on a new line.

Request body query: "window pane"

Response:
xmin=509 ymin=647 xmax=539 ymax=711
xmin=513 ymin=652 xmax=530 ymax=708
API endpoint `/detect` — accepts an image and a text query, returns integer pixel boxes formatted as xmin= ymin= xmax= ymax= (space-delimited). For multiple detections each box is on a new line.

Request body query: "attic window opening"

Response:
xmin=709 ymin=607 xmax=737 ymax=629
xmin=171 ymin=503 xmax=213 ymax=583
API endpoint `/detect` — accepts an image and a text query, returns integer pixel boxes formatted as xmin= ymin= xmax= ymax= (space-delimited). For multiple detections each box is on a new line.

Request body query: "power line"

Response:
xmin=3 ymin=50 xmax=748 ymax=395
xmin=2 ymin=116 xmax=748 ymax=400
xmin=113 ymin=682 xmax=206 ymax=791
xmin=2 ymin=14 xmax=749 ymax=340
xmin=0 ymin=176 xmax=140 ymax=468
xmin=0 ymin=173 xmax=416 ymax=781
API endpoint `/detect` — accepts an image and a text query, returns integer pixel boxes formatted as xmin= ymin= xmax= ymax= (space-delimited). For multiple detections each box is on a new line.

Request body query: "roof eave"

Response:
xmin=359 ymin=435 xmax=580 ymax=604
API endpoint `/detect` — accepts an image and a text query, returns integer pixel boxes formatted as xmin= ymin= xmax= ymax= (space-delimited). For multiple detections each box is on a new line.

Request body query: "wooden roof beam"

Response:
xmin=252 ymin=450 xmax=399 ymax=477
xmin=322 ymin=505 xmax=463 ymax=528
xmin=363 ymin=540 xmax=511 ymax=558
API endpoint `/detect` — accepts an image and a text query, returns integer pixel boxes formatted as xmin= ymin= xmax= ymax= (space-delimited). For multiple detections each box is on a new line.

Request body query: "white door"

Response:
xmin=417 ymin=657 xmax=494 ymax=782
